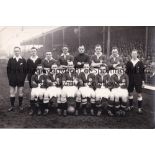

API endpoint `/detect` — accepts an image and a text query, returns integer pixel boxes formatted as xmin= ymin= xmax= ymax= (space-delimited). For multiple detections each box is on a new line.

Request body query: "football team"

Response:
xmin=6 ymin=44 xmax=145 ymax=116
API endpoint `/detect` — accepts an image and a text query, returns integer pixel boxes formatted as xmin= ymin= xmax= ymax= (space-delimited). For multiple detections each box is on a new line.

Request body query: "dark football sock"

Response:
xmin=30 ymin=100 xmax=34 ymax=106
xmin=44 ymin=103 xmax=49 ymax=109
xmin=91 ymin=103 xmax=96 ymax=109
xmin=95 ymin=101 xmax=101 ymax=113
xmin=81 ymin=97 xmax=87 ymax=113
xmin=10 ymin=97 xmax=15 ymax=107
xmin=30 ymin=100 xmax=35 ymax=111
xmin=19 ymin=96 xmax=23 ymax=107
xmin=138 ymin=100 xmax=142 ymax=109
xmin=118 ymin=98 xmax=122 ymax=111
xmin=38 ymin=99 xmax=43 ymax=112
xmin=57 ymin=103 xmax=62 ymax=109
xmin=98 ymin=106 xmax=102 ymax=111
xmin=129 ymin=98 xmax=133 ymax=107
xmin=63 ymin=102 xmax=68 ymax=110
xmin=81 ymin=104 xmax=86 ymax=110
xmin=121 ymin=99 xmax=127 ymax=111
xmin=115 ymin=101 xmax=120 ymax=114
xmin=102 ymin=97 xmax=107 ymax=105
xmin=87 ymin=97 xmax=90 ymax=103
xmin=107 ymin=100 xmax=114 ymax=113
xmin=76 ymin=102 xmax=81 ymax=110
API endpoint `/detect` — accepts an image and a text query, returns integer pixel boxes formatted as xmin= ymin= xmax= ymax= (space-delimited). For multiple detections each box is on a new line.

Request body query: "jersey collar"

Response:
xmin=13 ymin=55 xmax=22 ymax=59
xmin=95 ymin=52 xmax=102 ymax=58
xmin=30 ymin=55 xmax=38 ymax=62
xmin=45 ymin=57 xmax=54 ymax=61
xmin=131 ymin=58 xmax=140 ymax=66
xmin=61 ymin=52 xmax=70 ymax=56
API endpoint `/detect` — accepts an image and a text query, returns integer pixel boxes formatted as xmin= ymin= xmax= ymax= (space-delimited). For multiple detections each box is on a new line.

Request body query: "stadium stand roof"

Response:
xmin=20 ymin=26 xmax=144 ymax=46
xmin=20 ymin=26 xmax=66 ymax=45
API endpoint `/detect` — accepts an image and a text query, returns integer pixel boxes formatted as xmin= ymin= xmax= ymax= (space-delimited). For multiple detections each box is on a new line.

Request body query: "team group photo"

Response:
xmin=0 ymin=26 xmax=154 ymax=128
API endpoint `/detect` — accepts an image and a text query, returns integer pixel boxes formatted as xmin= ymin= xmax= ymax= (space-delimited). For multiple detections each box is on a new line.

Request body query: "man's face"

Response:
xmin=14 ymin=48 xmax=21 ymax=57
xmin=84 ymin=64 xmax=89 ymax=74
xmin=100 ymin=67 xmax=106 ymax=75
xmin=37 ymin=66 xmax=43 ymax=74
xmin=68 ymin=64 xmax=73 ymax=68
xmin=46 ymin=52 xmax=52 ymax=60
xmin=68 ymin=64 xmax=74 ymax=73
xmin=131 ymin=51 xmax=138 ymax=59
xmin=112 ymin=49 xmax=118 ymax=57
xmin=78 ymin=46 xmax=85 ymax=54
xmin=95 ymin=46 xmax=102 ymax=54
xmin=62 ymin=47 xmax=68 ymax=55
xmin=51 ymin=65 xmax=58 ymax=74
xmin=115 ymin=67 xmax=123 ymax=76
xmin=31 ymin=49 xmax=37 ymax=56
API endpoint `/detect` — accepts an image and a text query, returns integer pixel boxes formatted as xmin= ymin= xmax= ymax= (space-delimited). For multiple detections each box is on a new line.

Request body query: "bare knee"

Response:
xmin=10 ymin=86 xmax=16 ymax=97
xmin=129 ymin=92 xmax=133 ymax=97
xmin=137 ymin=93 xmax=142 ymax=98
xmin=18 ymin=87 xmax=24 ymax=97
xmin=122 ymin=97 xmax=128 ymax=103
xmin=115 ymin=97 xmax=119 ymax=102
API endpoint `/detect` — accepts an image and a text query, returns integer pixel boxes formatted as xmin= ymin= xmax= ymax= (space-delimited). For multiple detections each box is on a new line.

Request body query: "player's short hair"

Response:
xmin=132 ymin=49 xmax=138 ymax=53
xmin=62 ymin=45 xmax=69 ymax=49
xmin=79 ymin=45 xmax=85 ymax=48
xmin=51 ymin=63 xmax=58 ymax=68
xmin=36 ymin=64 xmax=43 ymax=71
xmin=100 ymin=65 xmax=109 ymax=72
xmin=112 ymin=46 xmax=118 ymax=51
xmin=31 ymin=47 xmax=38 ymax=51
xmin=95 ymin=44 xmax=102 ymax=48
xmin=46 ymin=51 xmax=52 ymax=54
xmin=14 ymin=46 xmax=21 ymax=50
xmin=37 ymin=64 xmax=42 ymax=67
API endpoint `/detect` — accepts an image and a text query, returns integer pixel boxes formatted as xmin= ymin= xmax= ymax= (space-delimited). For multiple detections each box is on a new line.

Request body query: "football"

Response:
xmin=67 ymin=106 xmax=75 ymax=114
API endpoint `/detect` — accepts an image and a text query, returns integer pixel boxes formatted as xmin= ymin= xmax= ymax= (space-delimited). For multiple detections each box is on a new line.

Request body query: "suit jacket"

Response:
xmin=126 ymin=60 xmax=145 ymax=85
xmin=7 ymin=57 xmax=27 ymax=86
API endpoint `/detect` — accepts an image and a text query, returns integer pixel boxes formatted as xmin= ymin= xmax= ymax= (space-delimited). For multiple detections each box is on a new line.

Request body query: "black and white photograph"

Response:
xmin=1 ymin=1 xmax=155 ymax=155
xmin=0 ymin=26 xmax=154 ymax=129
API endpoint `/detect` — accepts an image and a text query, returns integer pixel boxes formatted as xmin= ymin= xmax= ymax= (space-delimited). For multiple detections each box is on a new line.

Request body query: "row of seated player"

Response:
xmin=29 ymin=62 xmax=136 ymax=117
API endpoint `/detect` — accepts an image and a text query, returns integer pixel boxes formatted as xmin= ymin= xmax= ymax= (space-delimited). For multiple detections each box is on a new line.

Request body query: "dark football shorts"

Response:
xmin=9 ymin=80 xmax=25 ymax=87
xmin=128 ymin=83 xmax=142 ymax=93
